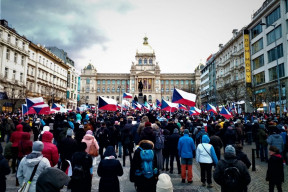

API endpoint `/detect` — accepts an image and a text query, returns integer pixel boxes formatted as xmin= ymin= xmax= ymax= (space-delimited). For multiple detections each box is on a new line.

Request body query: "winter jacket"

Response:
xmin=209 ymin=135 xmax=223 ymax=154
xmin=10 ymin=124 xmax=24 ymax=147
xmin=266 ymin=153 xmax=284 ymax=184
xmin=235 ymin=149 xmax=251 ymax=169
xmin=0 ymin=144 xmax=10 ymax=192
xmin=224 ymin=127 xmax=237 ymax=146
xmin=74 ymin=128 xmax=86 ymax=144
xmin=196 ymin=135 xmax=218 ymax=164
xmin=42 ymin=132 xmax=59 ymax=167
xmin=17 ymin=153 xmax=51 ymax=192
xmin=4 ymin=142 xmax=13 ymax=160
xmin=36 ymin=167 xmax=70 ymax=192
xmin=58 ymin=136 xmax=78 ymax=161
xmin=257 ymin=128 xmax=268 ymax=145
xmin=167 ymin=132 xmax=180 ymax=156
xmin=213 ymin=153 xmax=251 ymax=192
xmin=18 ymin=133 xmax=33 ymax=159
xmin=82 ymin=134 xmax=99 ymax=155
xmin=267 ymin=133 xmax=284 ymax=153
xmin=140 ymin=126 xmax=156 ymax=143
xmin=178 ymin=134 xmax=196 ymax=159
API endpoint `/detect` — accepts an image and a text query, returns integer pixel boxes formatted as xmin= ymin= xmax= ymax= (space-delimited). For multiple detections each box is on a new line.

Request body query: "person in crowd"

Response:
xmin=140 ymin=122 xmax=156 ymax=143
xmin=38 ymin=126 xmax=50 ymax=141
xmin=36 ymin=167 xmax=71 ymax=192
xmin=266 ymin=146 xmax=284 ymax=192
xmin=209 ymin=131 xmax=223 ymax=160
xmin=178 ymin=129 xmax=196 ymax=183
xmin=0 ymin=143 xmax=10 ymax=192
xmin=257 ymin=123 xmax=268 ymax=162
xmin=162 ymin=128 xmax=170 ymax=172
xmin=96 ymin=122 xmax=110 ymax=160
xmin=156 ymin=173 xmax=173 ymax=192
xmin=167 ymin=128 xmax=181 ymax=174
xmin=137 ymin=116 xmax=149 ymax=136
xmin=153 ymin=123 xmax=164 ymax=171
xmin=74 ymin=124 xmax=86 ymax=145
xmin=252 ymin=119 xmax=260 ymax=158
xmin=223 ymin=125 xmax=237 ymax=147
xmin=10 ymin=123 xmax=24 ymax=174
xmin=213 ymin=145 xmax=251 ymax=192
xmin=18 ymin=132 xmax=33 ymax=163
xmin=267 ymin=129 xmax=284 ymax=155
xmin=279 ymin=127 xmax=287 ymax=165
xmin=234 ymin=143 xmax=251 ymax=171
xmin=41 ymin=131 xmax=59 ymax=167
xmin=121 ymin=118 xmax=134 ymax=167
xmin=196 ymin=135 xmax=218 ymax=188
xmin=244 ymin=120 xmax=252 ymax=145
xmin=165 ymin=119 xmax=176 ymax=135
xmin=32 ymin=118 xmax=43 ymax=141
xmin=4 ymin=117 xmax=15 ymax=143
xmin=58 ymin=128 xmax=78 ymax=171
xmin=17 ymin=141 xmax=51 ymax=192
xmin=68 ymin=142 xmax=93 ymax=192
xmin=107 ymin=121 xmax=118 ymax=151
xmin=97 ymin=146 xmax=123 ymax=192
xmin=235 ymin=120 xmax=244 ymax=145
xmin=82 ymin=130 xmax=99 ymax=165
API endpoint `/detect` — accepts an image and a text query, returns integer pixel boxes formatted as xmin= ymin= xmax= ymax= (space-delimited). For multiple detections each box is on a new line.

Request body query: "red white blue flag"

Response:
xmin=132 ymin=102 xmax=142 ymax=110
xmin=172 ymin=88 xmax=196 ymax=107
xmin=189 ymin=106 xmax=201 ymax=116
xmin=33 ymin=104 xmax=51 ymax=115
xmin=98 ymin=96 xmax=118 ymax=111
xmin=161 ymin=99 xmax=178 ymax=112
xmin=207 ymin=103 xmax=217 ymax=114
xmin=22 ymin=104 xmax=36 ymax=115
xmin=52 ymin=103 xmax=62 ymax=111
xmin=123 ymin=92 xmax=133 ymax=99
xmin=178 ymin=104 xmax=188 ymax=111
xmin=26 ymin=97 xmax=44 ymax=109
xmin=220 ymin=107 xmax=233 ymax=119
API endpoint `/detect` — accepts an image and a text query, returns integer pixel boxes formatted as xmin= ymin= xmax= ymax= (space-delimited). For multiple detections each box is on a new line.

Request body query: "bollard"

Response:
xmin=252 ymin=149 xmax=256 ymax=171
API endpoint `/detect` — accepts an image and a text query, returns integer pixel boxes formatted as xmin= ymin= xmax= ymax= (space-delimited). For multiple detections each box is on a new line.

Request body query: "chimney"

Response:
xmin=0 ymin=19 xmax=8 ymax=27
xmin=219 ymin=44 xmax=223 ymax=50
xmin=232 ymin=29 xmax=238 ymax=37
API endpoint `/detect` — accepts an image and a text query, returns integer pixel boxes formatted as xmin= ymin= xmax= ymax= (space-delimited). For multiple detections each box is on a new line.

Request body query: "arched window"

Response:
xmin=139 ymin=59 xmax=142 ymax=64
xmin=144 ymin=58 xmax=147 ymax=64
xmin=112 ymin=87 xmax=115 ymax=93
xmin=149 ymin=58 xmax=153 ymax=64
xmin=107 ymin=87 xmax=110 ymax=93
xmin=97 ymin=87 xmax=100 ymax=93
xmin=148 ymin=95 xmax=152 ymax=102
xmin=102 ymin=87 xmax=105 ymax=93
xmin=112 ymin=96 xmax=114 ymax=99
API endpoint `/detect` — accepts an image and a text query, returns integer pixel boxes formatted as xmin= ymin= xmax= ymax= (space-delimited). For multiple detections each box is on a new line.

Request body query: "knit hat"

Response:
xmin=41 ymin=126 xmax=50 ymax=134
xmin=173 ymin=128 xmax=179 ymax=134
xmin=66 ymin=128 xmax=73 ymax=137
xmin=86 ymin=130 xmax=93 ymax=135
xmin=79 ymin=124 xmax=84 ymax=129
xmin=156 ymin=173 xmax=173 ymax=192
xmin=32 ymin=141 xmax=44 ymax=153
xmin=145 ymin=122 xmax=152 ymax=127
xmin=114 ymin=121 xmax=119 ymax=125
xmin=184 ymin=129 xmax=189 ymax=134
xmin=225 ymin=145 xmax=236 ymax=155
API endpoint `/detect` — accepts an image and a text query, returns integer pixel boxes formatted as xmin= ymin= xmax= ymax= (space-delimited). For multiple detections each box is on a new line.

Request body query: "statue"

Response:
xmin=138 ymin=80 xmax=143 ymax=93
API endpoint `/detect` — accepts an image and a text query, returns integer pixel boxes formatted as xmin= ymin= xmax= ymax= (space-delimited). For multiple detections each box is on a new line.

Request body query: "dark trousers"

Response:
xmin=99 ymin=144 xmax=106 ymax=160
xmin=122 ymin=145 xmax=132 ymax=167
xmin=200 ymin=163 xmax=213 ymax=184
xmin=170 ymin=154 xmax=181 ymax=173
xmin=11 ymin=147 xmax=18 ymax=172
xmin=163 ymin=155 xmax=169 ymax=170
xmin=269 ymin=181 xmax=282 ymax=192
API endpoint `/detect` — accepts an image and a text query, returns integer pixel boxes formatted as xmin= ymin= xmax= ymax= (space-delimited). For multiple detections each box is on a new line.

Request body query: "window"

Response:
xmin=102 ymin=87 xmax=105 ymax=93
xmin=191 ymin=80 xmax=194 ymax=84
xmin=107 ymin=80 xmax=110 ymax=85
xmin=102 ymin=80 xmax=105 ymax=85
xmin=170 ymin=80 xmax=174 ymax=84
xmin=127 ymin=80 xmax=130 ymax=85
xmin=251 ymin=38 xmax=263 ymax=54
xmin=144 ymin=58 xmax=147 ymax=64
xmin=170 ymin=88 xmax=173 ymax=92
xmin=6 ymin=49 xmax=10 ymax=60
xmin=139 ymin=59 xmax=142 ymax=64
xmin=15 ymin=38 xmax=18 ymax=47
xmin=97 ymin=88 xmax=100 ymax=93
xmin=117 ymin=87 xmax=120 ymax=93
xmin=117 ymin=80 xmax=120 ymax=85
xmin=149 ymin=58 xmax=153 ymax=64
xmin=181 ymin=80 xmax=184 ymax=85
xmin=112 ymin=87 xmax=115 ymax=93
xmin=14 ymin=53 xmax=18 ymax=63
xmin=161 ymin=88 xmax=164 ymax=93
xmin=266 ymin=6 xmax=280 ymax=27
xmin=186 ymin=80 xmax=189 ymax=85
xmin=21 ymin=55 xmax=24 ymax=65
xmin=267 ymin=44 xmax=283 ymax=63
xmin=175 ymin=80 xmax=179 ymax=85
xmin=112 ymin=80 xmax=115 ymax=85
xmin=97 ymin=80 xmax=100 ymax=85
xmin=4 ymin=68 xmax=8 ymax=78
xmin=286 ymin=0 xmax=288 ymax=12
xmin=12 ymin=70 xmax=16 ymax=80
xmin=122 ymin=80 xmax=125 ymax=85
xmin=107 ymin=87 xmax=110 ymax=93
xmin=269 ymin=63 xmax=285 ymax=81
xmin=161 ymin=80 xmax=164 ymax=85
xmin=7 ymin=34 xmax=11 ymax=43
xmin=251 ymin=23 xmax=263 ymax=39
xmin=39 ymin=56 xmax=41 ymax=63
xmin=122 ymin=88 xmax=125 ymax=92
xmin=253 ymin=71 xmax=265 ymax=85
xmin=252 ymin=54 xmax=264 ymax=70
xmin=86 ymin=78 xmax=90 ymax=84
xmin=267 ymin=25 xmax=282 ymax=45
xmin=166 ymin=88 xmax=169 ymax=93
xmin=166 ymin=80 xmax=169 ymax=85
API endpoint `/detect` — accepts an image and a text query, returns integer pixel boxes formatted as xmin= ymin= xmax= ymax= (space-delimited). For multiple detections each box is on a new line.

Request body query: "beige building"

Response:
xmin=80 ymin=37 xmax=200 ymax=106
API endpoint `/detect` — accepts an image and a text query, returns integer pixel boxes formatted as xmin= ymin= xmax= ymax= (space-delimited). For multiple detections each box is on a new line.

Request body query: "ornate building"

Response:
xmin=80 ymin=37 xmax=201 ymax=106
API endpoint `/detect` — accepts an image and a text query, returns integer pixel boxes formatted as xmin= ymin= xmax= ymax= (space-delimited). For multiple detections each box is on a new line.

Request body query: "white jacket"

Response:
xmin=17 ymin=153 xmax=51 ymax=192
xmin=196 ymin=143 xmax=213 ymax=163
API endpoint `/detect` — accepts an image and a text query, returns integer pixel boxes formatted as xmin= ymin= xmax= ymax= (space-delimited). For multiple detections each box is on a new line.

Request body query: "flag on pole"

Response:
xmin=207 ymin=103 xmax=217 ymax=114
xmin=161 ymin=99 xmax=178 ymax=112
xmin=98 ymin=96 xmax=117 ymax=111
xmin=172 ymin=88 xmax=196 ymax=107
xmin=156 ymin=99 xmax=161 ymax=107
xmin=123 ymin=92 xmax=133 ymax=99
xmin=178 ymin=104 xmax=188 ymax=111
xmin=33 ymin=104 xmax=51 ymax=115
xmin=132 ymin=102 xmax=142 ymax=110
xmin=26 ymin=97 xmax=44 ymax=109
xmin=22 ymin=104 xmax=36 ymax=115
xmin=189 ymin=106 xmax=201 ymax=115
xmin=52 ymin=103 xmax=62 ymax=111
xmin=220 ymin=107 xmax=233 ymax=119
xmin=232 ymin=103 xmax=237 ymax=114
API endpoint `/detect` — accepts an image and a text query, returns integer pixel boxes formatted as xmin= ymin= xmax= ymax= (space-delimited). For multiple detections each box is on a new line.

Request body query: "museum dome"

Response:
xmin=137 ymin=36 xmax=154 ymax=55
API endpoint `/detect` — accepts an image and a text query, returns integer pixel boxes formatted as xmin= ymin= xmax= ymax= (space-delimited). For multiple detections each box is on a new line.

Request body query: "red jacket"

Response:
xmin=10 ymin=124 xmax=24 ymax=147
xmin=18 ymin=132 xmax=32 ymax=158
xmin=42 ymin=131 xmax=59 ymax=167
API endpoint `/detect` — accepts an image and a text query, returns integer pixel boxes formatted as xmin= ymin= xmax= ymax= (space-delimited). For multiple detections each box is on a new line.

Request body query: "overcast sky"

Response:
xmin=1 ymin=0 xmax=264 ymax=73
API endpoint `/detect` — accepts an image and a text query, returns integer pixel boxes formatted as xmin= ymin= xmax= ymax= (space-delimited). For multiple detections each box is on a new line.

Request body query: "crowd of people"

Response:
xmin=0 ymin=109 xmax=287 ymax=192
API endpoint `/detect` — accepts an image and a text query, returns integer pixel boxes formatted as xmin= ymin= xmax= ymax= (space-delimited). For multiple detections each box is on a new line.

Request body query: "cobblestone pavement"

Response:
xmin=4 ymin=141 xmax=288 ymax=192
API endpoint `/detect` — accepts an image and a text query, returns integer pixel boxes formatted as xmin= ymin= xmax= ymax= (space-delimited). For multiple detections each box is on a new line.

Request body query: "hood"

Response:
xmin=202 ymin=135 xmax=210 ymax=143
xmin=143 ymin=126 xmax=154 ymax=134
xmin=21 ymin=132 xmax=31 ymax=141
xmin=272 ymin=153 xmax=282 ymax=158
xmin=272 ymin=134 xmax=281 ymax=139
xmin=104 ymin=146 xmax=117 ymax=158
xmin=25 ymin=154 xmax=43 ymax=167
xmin=139 ymin=139 xmax=154 ymax=149
xmin=42 ymin=131 xmax=53 ymax=142
xmin=16 ymin=124 xmax=23 ymax=132
xmin=224 ymin=152 xmax=237 ymax=162
xmin=83 ymin=134 xmax=94 ymax=141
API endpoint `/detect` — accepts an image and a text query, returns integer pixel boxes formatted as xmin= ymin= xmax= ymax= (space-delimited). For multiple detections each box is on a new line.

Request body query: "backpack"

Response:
xmin=88 ymin=143 xmax=98 ymax=157
xmin=137 ymin=147 xmax=155 ymax=179
xmin=72 ymin=164 xmax=85 ymax=180
xmin=223 ymin=162 xmax=241 ymax=189
xmin=154 ymin=129 xmax=164 ymax=149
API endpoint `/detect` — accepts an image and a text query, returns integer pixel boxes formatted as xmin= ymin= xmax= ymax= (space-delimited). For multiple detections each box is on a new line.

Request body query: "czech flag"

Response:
xmin=22 ymin=104 xmax=36 ymax=115
xmin=52 ymin=103 xmax=62 ymax=111
xmin=178 ymin=104 xmax=188 ymax=111
xmin=132 ymin=102 xmax=142 ymax=110
xmin=156 ymin=99 xmax=161 ymax=107
xmin=123 ymin=92 xmax=133 ymax=99
xmin=172 ymin=88 xmax=196 ymax=107
xmin=220 ymin=107 xmax=233 ymax=119
xmin=142 ymin=102 xmax=151 ymax=111
xmin=26 ymin=97 xmax=44 ymax=109
xmin=189 ymin=106 xmax=201 ymax=115
xmin=161 ymin=99 xmax=178 ymax=112
xmin=33 ymin=104 xmax=51 ymax=115
xmin=98 ymin=96 xmax=117 ymax=111
xmin=207 ymin=103 xmax=217 ymax=114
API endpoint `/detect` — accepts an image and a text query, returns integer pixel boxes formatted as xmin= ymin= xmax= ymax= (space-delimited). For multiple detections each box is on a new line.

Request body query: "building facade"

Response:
xmin=80 ymin=37 xmax=201 ymax=106
xmin=0 ymin=19 xmax=29 ymax=112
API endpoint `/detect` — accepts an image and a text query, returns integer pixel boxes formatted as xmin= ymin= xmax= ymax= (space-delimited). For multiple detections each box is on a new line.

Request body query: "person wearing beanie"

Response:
xmin=137 ymin=115 xmax=149 ymax=136
xmin=121 ymin=118 xmax=134 ymax=166
xmin=140 ymin=120 xmax=156 ymax=144
xmin=256 ymin=124 xmax=268 ymax=162
xmin=213 ymin=145 xmax=251 ymax=192
xmin=74 ymin=124 xmax=86 ymax=145
xmin=82 ymin=130 xmax=99 ymax=158
xmin=166 ymin=128 xmax=181 ymax=174
xmin=41 ymin=131 xmax=59 ymax=167
xmin=156 ymin=173 xmax=173 ymax=192
xmin=10 ymin=123 xmax=24 ymax=173
xmin=38 ymin=126 xmax=50 ymax=141
xmin=17 ymin=141 xmax=51 ymax=192
xmin=97 ymin=146 xmax=123 ymax=192
xmin=178 ymin=129 xmax=196 ymax=183
xmin=0 ymin=142 xmax=10 ymax=192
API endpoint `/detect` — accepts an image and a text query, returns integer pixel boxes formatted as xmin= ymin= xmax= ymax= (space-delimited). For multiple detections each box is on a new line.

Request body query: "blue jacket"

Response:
xmin=178 ymin=134 xmax=196 ymax=158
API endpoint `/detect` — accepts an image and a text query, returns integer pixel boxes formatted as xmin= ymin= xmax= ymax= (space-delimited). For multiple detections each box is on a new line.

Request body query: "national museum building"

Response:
xmin=80 ymin=37 xmax=201 ymax=105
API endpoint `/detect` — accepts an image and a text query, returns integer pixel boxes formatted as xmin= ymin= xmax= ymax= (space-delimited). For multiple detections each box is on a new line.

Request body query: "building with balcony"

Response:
xmin=80 ymin=37 xmax=201 ymax=106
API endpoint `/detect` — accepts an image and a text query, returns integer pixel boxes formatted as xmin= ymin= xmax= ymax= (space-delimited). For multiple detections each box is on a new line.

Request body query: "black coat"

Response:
xmin=97 ymin=158 xmax=123 ymax=192
xmin=74 ymin=128 xmax=86 ymax=144
xmin=0 ymin=153 xmax=10 ymax=192
xmin=266 ymin=154 xmax=284 ymax=184
xmin=167 ymin=133 xmax=180 ymax=156
xmin=58 ymin=136 xmax=78 ymax=161
xmin=236 ymin=149 xmax=251 ymax=169
xmin=140 ymin=126 xmax=155 ymax=143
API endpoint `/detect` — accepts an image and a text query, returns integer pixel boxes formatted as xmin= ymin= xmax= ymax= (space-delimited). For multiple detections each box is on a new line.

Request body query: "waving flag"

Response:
xmin=52 ymin=103 xmax=62 ymax=111
xmin=172 ymin=88 xmax=196 ymax=107
xmin=156 ymin=99 xmax=161 ymax=107
xmin=207 ymin=103 xmax=217 ymax=114
xmin=22 ymin=104 xmax=36 ymax=115
xmin=33 ymin=104 xmax=51 ymax=115
xmin=123 ymin=92 xmax=133 ymax=99
xmin=26 ymin=97 xmax=44 ymax=109
xmin=178 ymin=104 xmax=188 ymax=111
xmin=189 ymin=106 xmax=201 ymax=115
xmin=220 ymin=107 xmax=233 ymax=119
xmin=132 ymin=102 xmax=142 ymax=110
xmin=98 ymin=96 xmax=117 ymax=111
xmin=231 ymin=103 xmax=237 ymax=114
xmin=142 ymin=102 xmax=151 ymax=111
xmin=161 ymin=99 xmax=178 ymax=112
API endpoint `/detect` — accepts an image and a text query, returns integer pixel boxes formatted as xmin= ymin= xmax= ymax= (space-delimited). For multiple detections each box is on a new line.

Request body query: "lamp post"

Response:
xmin=118 ymin=85 xmax=121 ymax=104
xmin=260 ymin=23 xmax=282 ymax=116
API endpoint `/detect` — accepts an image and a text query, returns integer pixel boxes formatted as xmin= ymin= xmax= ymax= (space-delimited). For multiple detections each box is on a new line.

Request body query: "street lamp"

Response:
xmin=260 ymin=23 xmax=282 ymax=116
xmin=118 ymin=85 xmax=121 ymax=104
